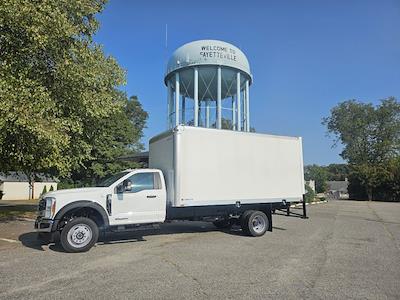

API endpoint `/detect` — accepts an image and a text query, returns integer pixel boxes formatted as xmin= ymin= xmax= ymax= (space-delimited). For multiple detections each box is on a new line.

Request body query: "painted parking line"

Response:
xmin=0 ymin=238 xmax=20 ymax=243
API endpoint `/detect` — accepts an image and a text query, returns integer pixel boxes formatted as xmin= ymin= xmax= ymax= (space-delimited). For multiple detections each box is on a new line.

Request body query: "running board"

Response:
xmin=109 ymin=223 xmax=160 ymax=233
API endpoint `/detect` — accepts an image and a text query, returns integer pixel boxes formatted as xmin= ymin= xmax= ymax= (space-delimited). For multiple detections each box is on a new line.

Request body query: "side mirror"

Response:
xmin=116 ymin=180 xmax=132 ymax=194
xmin=116 ymin=184 xmax=124 ymax=194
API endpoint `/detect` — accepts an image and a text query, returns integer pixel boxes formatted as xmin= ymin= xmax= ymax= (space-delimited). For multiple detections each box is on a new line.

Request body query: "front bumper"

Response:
xmin=34 ymin=217 xmax=54 ymax=232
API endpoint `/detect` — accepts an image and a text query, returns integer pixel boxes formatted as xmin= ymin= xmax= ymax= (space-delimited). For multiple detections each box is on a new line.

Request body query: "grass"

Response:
xmin=0 ymin=210 xmax=37 ymax=221
xmin=0 ymin=200 xmax=38 ymax=221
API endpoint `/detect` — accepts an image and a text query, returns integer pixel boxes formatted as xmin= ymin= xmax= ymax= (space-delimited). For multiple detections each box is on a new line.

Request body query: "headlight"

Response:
xmin=44 ymin=197 xmax=56 ymax=219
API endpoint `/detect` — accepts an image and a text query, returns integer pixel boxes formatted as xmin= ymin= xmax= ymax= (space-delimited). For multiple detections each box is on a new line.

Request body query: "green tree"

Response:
xmin=304 ymin=164 xmax=329 ymax=193
xmin=69 ymin=94 xmax=148 ymax=184
xmin=387 ymin=158 xmax=400 ymax=201
xmin=351 ymin=163 xmax=390 ymax=201
xmin=323 ymin=98 xmax=400 ymax=200
xmin=0 ymin=0 xmax=132 ymax=198
xmin=326 ymin=164 xmax=350 ymax=181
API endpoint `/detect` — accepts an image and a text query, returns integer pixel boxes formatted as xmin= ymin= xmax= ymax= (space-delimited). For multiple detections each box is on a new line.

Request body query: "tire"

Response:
xmin=213 ymin=219 xmax=231 ymax=229
xmin=240 ymin=210 xmax=255 ymax=234
xmin=60 ymin=217 xmax=99 ymax=253
xmin=244 ymin=211 xmax=269 ymax=237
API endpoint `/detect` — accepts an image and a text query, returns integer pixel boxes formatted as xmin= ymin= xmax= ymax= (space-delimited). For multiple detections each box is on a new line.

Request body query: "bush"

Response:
xmin=49 ymin=185 xmax=54 ymax=191
xmin=57 ymin=178 xmax=94 ymax=190
xmin=304 ymin=184 xmax=316 ymax=203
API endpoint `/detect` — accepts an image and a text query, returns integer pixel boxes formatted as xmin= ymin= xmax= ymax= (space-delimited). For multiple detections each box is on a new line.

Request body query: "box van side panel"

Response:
xmin=178 ymin=127 xmax=304 ymax=207
xmin=149 ymin=134 xmax=175 ymax=206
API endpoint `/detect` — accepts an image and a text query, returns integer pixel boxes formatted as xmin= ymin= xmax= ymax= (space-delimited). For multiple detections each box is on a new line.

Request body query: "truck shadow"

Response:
xmin=19 ymin=232 xmax=48 ymax=251
xmin=19 ymin=221 xmax=283 ymax=252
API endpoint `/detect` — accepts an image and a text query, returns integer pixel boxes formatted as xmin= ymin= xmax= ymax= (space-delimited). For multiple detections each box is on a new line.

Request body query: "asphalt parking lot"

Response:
xmin=0 ymin=200 xmax=399 ymax=299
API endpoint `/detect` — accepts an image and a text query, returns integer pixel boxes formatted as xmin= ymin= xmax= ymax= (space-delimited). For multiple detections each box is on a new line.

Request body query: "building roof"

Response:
xmin=326 ymin=180 xmax=349 ymax=193
xmin=0 ymin=172 xmax=58 ymax=183
xmin=117 ymin=151 xmax=149 ymax=164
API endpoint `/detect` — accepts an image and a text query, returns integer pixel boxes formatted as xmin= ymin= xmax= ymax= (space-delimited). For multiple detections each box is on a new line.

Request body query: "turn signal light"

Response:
xmin=51 ymin=200 xmax=56 ymax=217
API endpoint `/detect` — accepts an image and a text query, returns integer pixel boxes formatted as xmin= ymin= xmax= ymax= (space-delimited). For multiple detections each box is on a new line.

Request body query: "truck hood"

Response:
xmin=44 ymin=187 xmax=108 ymax=198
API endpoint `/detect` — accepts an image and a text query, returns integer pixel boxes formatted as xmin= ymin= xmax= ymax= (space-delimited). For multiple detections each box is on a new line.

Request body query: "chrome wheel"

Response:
xmin=66 ymin=224 xmax=93 ymax=248
xmin=251 ymin=215 xmax=266 ymax=234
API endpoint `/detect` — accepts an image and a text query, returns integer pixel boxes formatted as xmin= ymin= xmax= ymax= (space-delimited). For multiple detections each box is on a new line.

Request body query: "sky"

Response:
xmin=94 ymin=0 xmax=400 ymax=165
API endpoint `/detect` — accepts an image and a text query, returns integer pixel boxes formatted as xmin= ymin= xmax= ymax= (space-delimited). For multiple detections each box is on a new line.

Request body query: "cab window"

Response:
xmin=127 ymin=173 xmax=154 ymax=193
xmin=120 ymin=172 xmax=162 ymax=193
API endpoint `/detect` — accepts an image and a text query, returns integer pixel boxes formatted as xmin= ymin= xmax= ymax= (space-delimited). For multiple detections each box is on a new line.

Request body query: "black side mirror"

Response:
xmin=116 ymin=184 xmax=124 ymax=194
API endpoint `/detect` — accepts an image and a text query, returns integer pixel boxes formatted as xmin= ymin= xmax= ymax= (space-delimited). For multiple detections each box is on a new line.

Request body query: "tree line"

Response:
xmin=0 ymin=0 xmax=147 ymax=196
xmin=304 ymin=164 xmax=349 ymax=193
xmin=306 ymin=98 xmax=400 ymax=201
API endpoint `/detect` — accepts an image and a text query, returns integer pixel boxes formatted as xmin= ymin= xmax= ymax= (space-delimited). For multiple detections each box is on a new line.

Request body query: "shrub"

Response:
xmin=304 ymin=184 xmax=316 ymax=203
xmin=41 ymin=185 xmax=47 ymax=195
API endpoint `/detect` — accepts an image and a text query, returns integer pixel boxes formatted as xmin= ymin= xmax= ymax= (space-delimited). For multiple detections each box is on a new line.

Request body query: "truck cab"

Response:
xmin=35 ymin=169 xmax=167 ymax=252
xmin=106 ymin=169 xmax=166 ymax=225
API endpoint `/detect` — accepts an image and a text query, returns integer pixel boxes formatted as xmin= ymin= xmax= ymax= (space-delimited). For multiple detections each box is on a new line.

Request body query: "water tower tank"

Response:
xmin=165 ymin=40 xmax=252 ymax=131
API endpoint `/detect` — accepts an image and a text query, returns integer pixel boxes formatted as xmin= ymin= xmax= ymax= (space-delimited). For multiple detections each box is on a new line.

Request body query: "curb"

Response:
xmin=16 ymin=217 xmax=36 ymax=222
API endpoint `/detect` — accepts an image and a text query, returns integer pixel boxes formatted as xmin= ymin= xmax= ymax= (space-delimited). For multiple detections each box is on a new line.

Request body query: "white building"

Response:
xmin=305 ymin=180 xmax=316 ymax=193
xmin=0 ymin=172 xmax=58 ymax=200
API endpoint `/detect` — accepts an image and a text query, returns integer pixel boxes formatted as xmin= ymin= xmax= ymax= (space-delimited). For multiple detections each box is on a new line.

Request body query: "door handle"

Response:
xmin=147 ymin=195 xmax=157 ymax=198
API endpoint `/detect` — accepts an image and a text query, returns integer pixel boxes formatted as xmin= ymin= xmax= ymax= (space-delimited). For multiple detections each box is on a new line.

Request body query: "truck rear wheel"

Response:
xmin=60 ymin=217 xmax=99 ymax=253
xmin=242 ymin=211 xmax=269 ymax=237
xmin=240 ymin=210 xmax=254 ymax=234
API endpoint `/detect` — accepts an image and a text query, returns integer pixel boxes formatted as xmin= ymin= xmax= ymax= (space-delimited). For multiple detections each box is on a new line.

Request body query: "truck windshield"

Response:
xmin=96 ymin=171 xmax=130 ymax=187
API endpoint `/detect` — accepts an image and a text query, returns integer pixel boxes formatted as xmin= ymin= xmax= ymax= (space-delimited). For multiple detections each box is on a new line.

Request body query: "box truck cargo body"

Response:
xmin=149 ymin=126 xmax=305 ymax=208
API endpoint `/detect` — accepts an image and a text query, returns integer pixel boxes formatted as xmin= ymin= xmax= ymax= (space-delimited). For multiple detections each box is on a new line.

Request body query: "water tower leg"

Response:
xmin=217 ymin=66 xmax=222 ymax=129
xmin=245 ymin=79 xmax=250 ymax=132
xmin=181 ymin=95 xmax=186 ymax=124
xmin=175 ymin=72 xmax=180 ymax=127
xmin=167 ymin=81 xmax=172 ymax=129
xmin=242 ymin=85 xmax=247 ymax=131
xmin=194 ymin=68 xmax=199 ymax=127
xmin=236 ymin=72 xmax=241 ymax=131
xmin=206 ymin=100 xmax=210 ymax=128
xmin=232 ymin=96 xmax=236 ymax=130
xmin=198 ymin=101 xmax=202 ymax=127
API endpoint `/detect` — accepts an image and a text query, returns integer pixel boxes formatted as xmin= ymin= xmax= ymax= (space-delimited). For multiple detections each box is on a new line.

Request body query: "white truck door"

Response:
xmin=111 ymin=171 xmax=166 ymax=225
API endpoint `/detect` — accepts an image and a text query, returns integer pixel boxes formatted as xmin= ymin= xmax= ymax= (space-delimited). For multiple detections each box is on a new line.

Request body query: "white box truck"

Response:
xmin=35 ymin=126 xmax=305 ymax=252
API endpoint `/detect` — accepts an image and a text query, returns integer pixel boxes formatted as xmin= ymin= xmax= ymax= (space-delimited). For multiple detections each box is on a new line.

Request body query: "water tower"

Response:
xmin=165 ymin=40 xmax=252 ymax=131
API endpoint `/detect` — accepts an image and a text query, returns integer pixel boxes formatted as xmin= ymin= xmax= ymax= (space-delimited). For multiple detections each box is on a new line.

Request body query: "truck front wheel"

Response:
xmin=242 ymin=211 xmax=269 ymax=237
xmin=60 ymin=217 xmax=99 ymax=253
